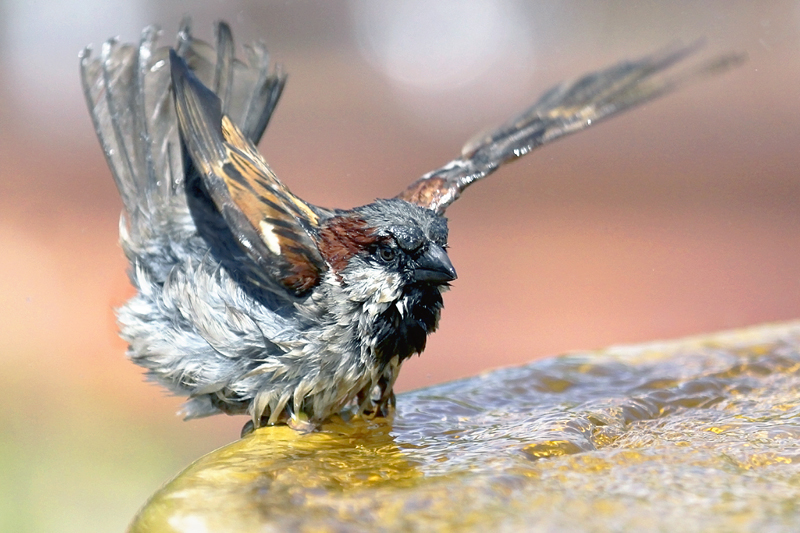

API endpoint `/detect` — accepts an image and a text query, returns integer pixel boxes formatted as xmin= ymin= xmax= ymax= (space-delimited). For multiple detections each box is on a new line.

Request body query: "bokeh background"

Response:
xmin=2 ymin=1 xmax=800 ymax=531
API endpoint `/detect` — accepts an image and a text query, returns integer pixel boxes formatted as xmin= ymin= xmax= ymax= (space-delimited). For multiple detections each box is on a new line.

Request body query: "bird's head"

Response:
xmin=316 ymin=198 xmax=456 ymax=365
xmin=318 ymin=199 xmax=455 ymax=298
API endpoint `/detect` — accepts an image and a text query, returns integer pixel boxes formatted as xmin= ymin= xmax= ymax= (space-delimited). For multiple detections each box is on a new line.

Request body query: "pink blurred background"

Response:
xmin=2 ymin=1 xmax=800 ymax=531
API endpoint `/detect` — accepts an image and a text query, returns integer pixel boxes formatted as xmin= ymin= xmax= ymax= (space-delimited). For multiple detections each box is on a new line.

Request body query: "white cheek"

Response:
xmin=375 ymin=272 xmax=402 ymax=303
xmin=341 ymin=267 xmax=403 ymax=305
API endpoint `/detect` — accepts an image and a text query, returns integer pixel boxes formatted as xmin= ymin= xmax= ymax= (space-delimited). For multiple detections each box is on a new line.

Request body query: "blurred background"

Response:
xmin=2 ymin=0 xmax=800 ymax=531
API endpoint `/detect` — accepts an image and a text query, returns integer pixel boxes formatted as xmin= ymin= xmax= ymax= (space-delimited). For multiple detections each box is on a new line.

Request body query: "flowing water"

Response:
xmin=130 ymin=322 xmax=800 ymax=532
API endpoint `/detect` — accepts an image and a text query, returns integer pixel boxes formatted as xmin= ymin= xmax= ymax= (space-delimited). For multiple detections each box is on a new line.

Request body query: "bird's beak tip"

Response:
xmin=413 ymin=244 xmax=457 ymax=283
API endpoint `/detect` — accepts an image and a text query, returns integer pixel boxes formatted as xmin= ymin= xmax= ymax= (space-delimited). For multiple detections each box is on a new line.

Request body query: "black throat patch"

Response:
xmin=370 ymin=284 xmax=445 ymax=369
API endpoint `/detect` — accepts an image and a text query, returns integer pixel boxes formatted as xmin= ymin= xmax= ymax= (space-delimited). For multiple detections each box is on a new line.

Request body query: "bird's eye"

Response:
xmin=378 ymin=246 xmax=396 ymax=262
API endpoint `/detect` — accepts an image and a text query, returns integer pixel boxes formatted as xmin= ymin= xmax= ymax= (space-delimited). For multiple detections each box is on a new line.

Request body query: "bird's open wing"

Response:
xmin=171 ymin=50 xmax=326 ymax=296
xmin=396 ymin=43 xmax=744 ymax=214
xmin=80 ymin=18 xmax=287 ymax=242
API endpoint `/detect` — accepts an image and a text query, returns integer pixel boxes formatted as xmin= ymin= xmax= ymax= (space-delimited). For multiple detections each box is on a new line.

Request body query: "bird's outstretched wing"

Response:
xmin=80 ymin=18 xmax=287 ymax=243
xmin=82 ymin=19 xmax=326 ymax=297
xmin=396 ymin=43 xmax=745 ymax=214
xmin=171 ymin=50 xmax=326 ymax=296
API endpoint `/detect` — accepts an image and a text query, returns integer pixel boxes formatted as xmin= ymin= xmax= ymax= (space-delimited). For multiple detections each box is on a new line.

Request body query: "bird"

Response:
xmin=80 ymin=19 xmax=742 ymax=433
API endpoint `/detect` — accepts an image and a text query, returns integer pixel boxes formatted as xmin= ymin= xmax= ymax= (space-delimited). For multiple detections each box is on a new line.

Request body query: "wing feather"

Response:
xmin=81 ymin=18 xmax=288 ymax=243
xmin=212 ymin=22 xmax=235 ymax=112
xmin=82 ymin=19 xmax=299 ymax=295
xmin=397 ymin=43 xmax=745 ymax=214
xmin=171 ymin=50 xmax=325 ymax=295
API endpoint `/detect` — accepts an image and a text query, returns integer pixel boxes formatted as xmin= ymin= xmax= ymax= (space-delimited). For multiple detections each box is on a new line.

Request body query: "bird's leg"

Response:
xmin=286 ymin=409 xmax=317 ymax=433
xmin=367 ymin=364 xmax=399 ymax=418
xmin=374 ymin=390 xmax=396 ymax=418
xmin=357 ymin=386 xmax=378 ymax=418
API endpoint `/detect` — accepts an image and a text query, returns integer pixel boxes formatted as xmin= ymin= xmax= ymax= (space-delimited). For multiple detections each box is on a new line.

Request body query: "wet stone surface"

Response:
xmin=130 ymin=322 xmax=800 ymax=532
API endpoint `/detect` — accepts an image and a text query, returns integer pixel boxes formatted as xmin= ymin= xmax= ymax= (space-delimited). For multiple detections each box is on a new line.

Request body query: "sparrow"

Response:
xmin=80 ymin=19 xmax=742 ymax=433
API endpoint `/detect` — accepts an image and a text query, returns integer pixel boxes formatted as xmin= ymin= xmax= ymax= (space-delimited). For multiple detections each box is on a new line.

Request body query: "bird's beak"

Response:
xmin=413 ymin=244 xmax=457 ymax=283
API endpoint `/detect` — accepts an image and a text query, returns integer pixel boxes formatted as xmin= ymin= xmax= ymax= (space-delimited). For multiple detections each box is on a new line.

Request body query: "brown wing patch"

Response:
xmin=220 ymin=116 xmax=320 ymax=225
xmin=395 ymin=176 xmax=456 ymax=214
xmin=215 ymin=121 xmax=324 ymax=293
xmin=171 ymin=50 xmax=325 ymax=296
